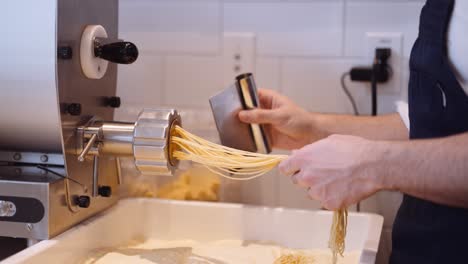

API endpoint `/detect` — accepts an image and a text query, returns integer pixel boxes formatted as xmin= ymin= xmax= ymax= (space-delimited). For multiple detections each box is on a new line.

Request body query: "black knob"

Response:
xmin=57 ymin=46 xmax=73 ymax=60
xmin=95 ymin=41 xmax=139 ymax=64
xmin=98 ymin=186 xmax=112 ymax=197
xmin=67 ymin=103 xmax=82 ymax=116
xmin=75 ymin=196 xmax=90 ymax=208
xmin=105 ymin=96 xmax=121 ymax=108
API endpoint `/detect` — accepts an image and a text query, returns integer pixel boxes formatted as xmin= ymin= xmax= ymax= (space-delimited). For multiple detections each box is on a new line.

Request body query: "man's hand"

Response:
xmin=278 ymin=135 xmax=385 ymax=210
xmin=239 ymin=89 xmax=325 ymax=150
xmin=238 ymin=89 xmax=408 ymax=151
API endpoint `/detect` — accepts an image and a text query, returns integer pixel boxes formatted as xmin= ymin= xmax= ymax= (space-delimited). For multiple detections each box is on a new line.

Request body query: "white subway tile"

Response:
xmin=345 ymin=1 xmax=424 ymax=58
xmin=116 ymin=53 xmax=164 ymax=106
xmin=222 ymin=33 xmax=257 ymax=87
xmin=164 ymin=55 xmax=224 ymax=108
xmin=224 ymin=1 xmax=343 ymax=57
xmin=119 ymin=0 xmax=221 ymax=55
xmin=256 ymin=57 xmax=281 ymax=91
xmin=282 ymin=58 xmax=364 ymax=113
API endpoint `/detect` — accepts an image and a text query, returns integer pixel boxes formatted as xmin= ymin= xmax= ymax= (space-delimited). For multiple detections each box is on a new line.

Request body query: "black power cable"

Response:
xmin=341 ymin=72 xmax=360 ymax=116
xmin=36 ymin=165 xmax=87 ymax=191
xmin=371 ymin=64 xmax=378 ymax=116
xmin=372 ymin=48 xmax=392 ymax=116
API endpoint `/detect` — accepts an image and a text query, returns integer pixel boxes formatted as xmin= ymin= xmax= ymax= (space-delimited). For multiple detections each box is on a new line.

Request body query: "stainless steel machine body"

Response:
xmin=0 ymin=0 xmax=180 ymax=240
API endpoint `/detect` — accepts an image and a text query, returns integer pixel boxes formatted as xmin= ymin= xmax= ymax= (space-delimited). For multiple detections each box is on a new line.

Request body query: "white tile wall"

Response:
xmin=345 ymin=1 xmax=424 ymax=58
xmin=119 ymin=0 xmax=221 ymax=55
xmin=117 ymin=1 xmax=425 ymax=262
xmin=255 ymin=56 xmax=281 ymax=91
xmin=116 ymin=52 xmax=164 ymax=106
xmin=164 ymin=55 xmax=224 ymax=107
xmin=222 ymin=33 xmax=257 ymax=85
xmin=282 ymin=58 xmax=365 ymax=113
xmin=224 ymin=1 xmax=344 ymax=57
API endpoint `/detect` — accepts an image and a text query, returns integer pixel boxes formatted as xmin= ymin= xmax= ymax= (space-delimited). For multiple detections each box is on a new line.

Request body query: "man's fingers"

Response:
xmin=322 ymin=196 xmax=344 ymax=211
xmin=238 ymin=109 xmax=280 ymax=125
xmin=278 ymin=156 xmax=302 ymax=176
xmin=291 ymin=172 xmax=311 ymax=188
xmin=257 ymin=89 xmax=274 ymax=109
xmin=258 ymin=88 xmax=280 ymax=99
xmin=307 ymin=185 xmax=321 ymax=201
xmin=308 ymin=186 xmax=345 ymax=211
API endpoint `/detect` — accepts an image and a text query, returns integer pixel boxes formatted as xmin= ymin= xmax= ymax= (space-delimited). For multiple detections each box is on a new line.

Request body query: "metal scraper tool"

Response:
xmin=209 ymin=73 xmax=272 ymax=154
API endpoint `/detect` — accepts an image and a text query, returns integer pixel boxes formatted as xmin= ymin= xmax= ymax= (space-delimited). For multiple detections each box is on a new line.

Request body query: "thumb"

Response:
xmin=238 ymin=109 xmax=280 ymax=124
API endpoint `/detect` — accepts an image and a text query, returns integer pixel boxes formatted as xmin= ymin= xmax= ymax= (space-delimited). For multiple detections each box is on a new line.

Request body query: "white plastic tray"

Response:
xmin=3 ymin=198 xmax=383 ymax=264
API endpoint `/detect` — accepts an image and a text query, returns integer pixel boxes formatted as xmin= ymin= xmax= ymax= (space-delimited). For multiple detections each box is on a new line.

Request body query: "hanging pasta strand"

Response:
xmin=170 ymin=125 xmax=348 ymax=263
xmin=329 ymin=209 xmax=348 ymax=264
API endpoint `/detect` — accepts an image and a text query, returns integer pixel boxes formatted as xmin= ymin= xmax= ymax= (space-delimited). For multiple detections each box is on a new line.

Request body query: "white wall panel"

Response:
xmin=164 ymin=55 xmax=223 ymax=107
xmin=345 ymin=1 xmax=424 ymax=58
xmin=119 ymin=0 xmax=221 ymax=55
xmin=224 ymin=1 xmax=344 ymax=57
xmin=255 ymin=57 xmax=281 ymax=92
xmin=117 ymin=53 xmax=164 ymax=106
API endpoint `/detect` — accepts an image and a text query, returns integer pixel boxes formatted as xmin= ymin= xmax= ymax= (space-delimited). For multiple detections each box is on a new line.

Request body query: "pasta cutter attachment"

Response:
xmin=133 ymin=109 xmax=182 ymax=176
xmin=209 ymin=73 xmax=271 ymax=154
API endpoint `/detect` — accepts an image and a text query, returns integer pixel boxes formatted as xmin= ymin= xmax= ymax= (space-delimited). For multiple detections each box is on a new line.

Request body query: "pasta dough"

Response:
xmin=84 ymin=239 xmax=361 ymax=264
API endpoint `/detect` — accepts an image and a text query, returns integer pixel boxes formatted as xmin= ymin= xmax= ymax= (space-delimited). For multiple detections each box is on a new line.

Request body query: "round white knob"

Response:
xmin=80 ymin=25 xmax=109 ymax=79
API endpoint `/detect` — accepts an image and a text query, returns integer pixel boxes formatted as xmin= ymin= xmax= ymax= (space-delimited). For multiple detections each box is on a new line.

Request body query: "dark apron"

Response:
xmin=390 ymin=0 xmax=468 ymax=263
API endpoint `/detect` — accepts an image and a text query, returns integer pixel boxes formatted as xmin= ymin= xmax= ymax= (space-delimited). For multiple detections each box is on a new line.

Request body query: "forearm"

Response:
xmin=378 ymin=132 xmax=468 ymax=208
xmin=313 ymin=113 xmax=409 ymax=141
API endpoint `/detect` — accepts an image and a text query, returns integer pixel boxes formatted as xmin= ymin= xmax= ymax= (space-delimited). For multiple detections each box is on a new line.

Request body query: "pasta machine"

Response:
xmin=0 ymin=0 xmax=181 ymax=241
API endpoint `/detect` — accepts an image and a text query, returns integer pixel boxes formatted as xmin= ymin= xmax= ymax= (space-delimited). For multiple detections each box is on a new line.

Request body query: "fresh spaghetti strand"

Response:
xmin=171 ymin=126 xmax=287 ymax=180
xmin=329 ymin=209 xmax=348 ymax=264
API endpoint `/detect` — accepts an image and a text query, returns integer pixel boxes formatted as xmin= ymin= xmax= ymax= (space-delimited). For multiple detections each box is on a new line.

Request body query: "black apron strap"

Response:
xmin=391 ymin=0 xmax=468 ymax=263
xmin=418 ymin=0 xmax=454 ymax=47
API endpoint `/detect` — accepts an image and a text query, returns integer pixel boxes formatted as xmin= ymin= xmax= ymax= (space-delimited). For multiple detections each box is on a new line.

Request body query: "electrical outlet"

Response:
xmin=365 ymin=32 xmax=403 ymax=94
xmin=222 ymin=33 xmax=256 ymax=86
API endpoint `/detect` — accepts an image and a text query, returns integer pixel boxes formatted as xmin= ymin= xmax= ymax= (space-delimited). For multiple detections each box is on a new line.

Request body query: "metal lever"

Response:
xmin=78 ymin=134 xmax=98 ymax=162
xmin=94 ymin=40 xmax=139 ymax=64
xmin=92 ymin=156 xmax=99 ymax=197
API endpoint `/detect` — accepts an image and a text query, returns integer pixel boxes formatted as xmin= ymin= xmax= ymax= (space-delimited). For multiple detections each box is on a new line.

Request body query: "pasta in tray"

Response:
xmin=273 ymin=253 xmax=315 ymax=264
xmin=170 ymin=126 xmax=348 ymax=264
